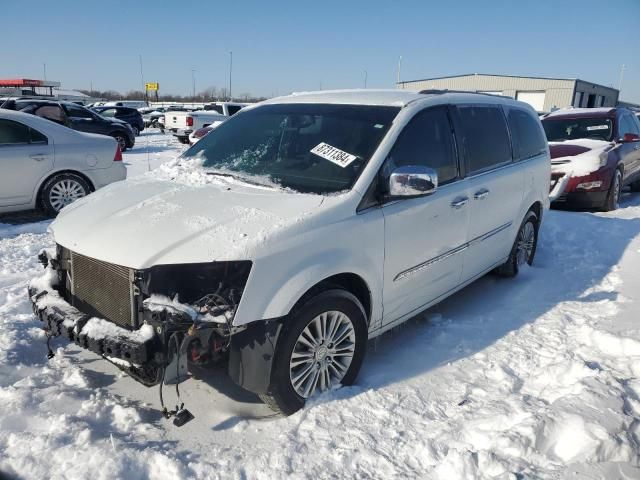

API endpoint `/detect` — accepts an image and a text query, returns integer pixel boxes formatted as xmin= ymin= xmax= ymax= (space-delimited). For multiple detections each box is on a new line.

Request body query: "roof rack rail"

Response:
xmin=418 ymin=89 xmax=502 ymax=97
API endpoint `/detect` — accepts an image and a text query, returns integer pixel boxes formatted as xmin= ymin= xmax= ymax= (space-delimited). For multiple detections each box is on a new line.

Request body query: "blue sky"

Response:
xmin=3 ymin=0 xmax=639 ymax=102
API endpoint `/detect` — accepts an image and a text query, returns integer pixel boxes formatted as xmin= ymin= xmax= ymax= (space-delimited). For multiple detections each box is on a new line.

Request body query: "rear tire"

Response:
xmin=259 ymin=289 xmax=368 ymax=415
xmin=40 ymin=173 xmax=90 ymax=216
xmin=494 ymin=210 xmax=539 ymax=278
xmin=132 ymin=126 xmax=140 ymax=136
xmin=602 ymin=168 xmax=622 ymax=212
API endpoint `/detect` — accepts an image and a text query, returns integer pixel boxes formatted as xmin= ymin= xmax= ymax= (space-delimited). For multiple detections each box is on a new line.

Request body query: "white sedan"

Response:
xmin=0 ymin=110 xmax=126 ymax=215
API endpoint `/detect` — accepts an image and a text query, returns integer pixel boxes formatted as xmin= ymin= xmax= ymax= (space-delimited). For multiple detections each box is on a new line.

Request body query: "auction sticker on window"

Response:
xmin=586 ymin=125 xmax=609 ymax=131
xmin=311 ymin=142 xmax=358 ymax=168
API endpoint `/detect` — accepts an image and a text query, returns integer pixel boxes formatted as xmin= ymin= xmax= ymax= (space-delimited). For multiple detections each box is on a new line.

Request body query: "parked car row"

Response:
xmin=29 ymin=89 xmax=553 ymax=417
xmin=1 ymin=99 xmax=136 ymax=151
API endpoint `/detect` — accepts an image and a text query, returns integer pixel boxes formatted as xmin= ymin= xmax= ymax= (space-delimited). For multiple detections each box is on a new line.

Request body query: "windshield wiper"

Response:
xmin=206 ymin=170 xmax=277 ymax=189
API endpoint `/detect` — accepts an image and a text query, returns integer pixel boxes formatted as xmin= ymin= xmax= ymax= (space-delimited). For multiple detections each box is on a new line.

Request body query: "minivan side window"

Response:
xmin=456 ymin=105 xmax=512 ymax=174
xmin=227 ymin=105 xmax=242 ymax=116
xmin=507 ymin=108 xmax=547 ymax=161
xmin=386 ymin=107 xmax=458 ymax=184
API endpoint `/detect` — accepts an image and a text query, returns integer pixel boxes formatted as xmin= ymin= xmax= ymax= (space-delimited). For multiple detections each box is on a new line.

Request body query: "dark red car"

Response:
xmin=543 ymin=107 xmax=640 ymax=211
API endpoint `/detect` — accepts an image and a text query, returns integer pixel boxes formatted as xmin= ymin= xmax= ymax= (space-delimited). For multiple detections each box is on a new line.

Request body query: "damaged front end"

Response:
xmin=28 ymin=246 xmax=252 ymax=390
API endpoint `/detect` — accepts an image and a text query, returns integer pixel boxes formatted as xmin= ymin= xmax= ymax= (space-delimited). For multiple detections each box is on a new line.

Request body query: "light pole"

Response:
xmin=192 ymin=69 xmax=196 ymax=99
xmin=618 ymin=64 xmax=626 ymax=93
xmin=364 ymin=70 xmax=368 ymax=89
xmin=397 ymin=55 xmax=402 ymax=86
xmin=229 ymin=51 xmax=233 ymax=101
xmin=139 ymin=55 xmax=145 ymax=99
xmin=43 ymin=63 xmax=47 ymax=81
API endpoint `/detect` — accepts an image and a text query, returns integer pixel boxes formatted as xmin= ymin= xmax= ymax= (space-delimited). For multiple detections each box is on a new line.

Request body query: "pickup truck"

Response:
xmin=167 ymin=102 xmax=247 ymax=144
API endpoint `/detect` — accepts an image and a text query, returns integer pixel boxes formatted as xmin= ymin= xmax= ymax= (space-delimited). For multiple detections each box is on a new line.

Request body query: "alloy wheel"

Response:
xmin=516 ymin=221 xmax=535 ymax=266
xmin=48 ymin=178 xmax=86 ymax=212
xmin=289 ymin=310 xmax=356 ymax=399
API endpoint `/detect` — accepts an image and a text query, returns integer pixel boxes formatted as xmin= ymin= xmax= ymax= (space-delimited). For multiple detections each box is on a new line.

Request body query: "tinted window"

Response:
xmin=30 ymin=127 xmax=47 ymax=143
xmin=386 ymin=107 xmax=458 ymax=184
xmin=205 ymin=105 xmax=224 ymax=114
xmin=184 ymin=104 xmax=399 ymax=194
xmin=457 ymin=105 xmax=512 ymax=174
xmin=65 ymin=104 xmax=94 ymax=119
xmin=0 ymin=119 xmax=33 ymax=144
xmin=619 ymin=113 xmax=639 ymax=137
xmin=507 ymin=108 xmax=547 ymax=160
xmin=227 ymin=105 xmax=242 ymax=116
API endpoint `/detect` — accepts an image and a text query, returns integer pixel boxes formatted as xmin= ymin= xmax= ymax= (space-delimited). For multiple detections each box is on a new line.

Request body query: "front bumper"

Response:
xmin=552 ymin=190 xmax=608 ymax=209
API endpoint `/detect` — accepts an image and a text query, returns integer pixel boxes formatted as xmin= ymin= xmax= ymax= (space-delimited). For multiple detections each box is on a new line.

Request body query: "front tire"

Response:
xmin=259 ymin=289 xmax=368 ymax=415
xmin=494 ymin=210 xmax=539 ymax=278
xmin=602 ymin=168 xmax=622 ymax=212
xmin=40 ymin=173 xmax=90 ymax=215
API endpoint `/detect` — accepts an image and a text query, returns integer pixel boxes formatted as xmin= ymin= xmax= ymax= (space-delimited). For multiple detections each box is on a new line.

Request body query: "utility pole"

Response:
xmin=139 ymin=54 xmax=145 ymax=100
xmin=397 ymin=56 xmax=402 ymax=86
xmin=229 ymin=51 xmax=233 ymax=101
xmin=618 ymin=64 xmax=626 ymax=93
xmin=43 ymin=63 xmax=47 ymax=81
xmin=364 ymin=70 xmax=368 ymax=89
xmin=192 ymin=69 xmax=196 ymax=99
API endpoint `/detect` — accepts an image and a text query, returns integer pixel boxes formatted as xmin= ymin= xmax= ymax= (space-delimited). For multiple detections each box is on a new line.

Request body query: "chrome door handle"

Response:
xmin=451 ymin=197 xmax=469 ymax=209
xmin=30 ymin=154 xmax=47 ymax=161
xmin=474 ymin=188 xmax=490 ymax=200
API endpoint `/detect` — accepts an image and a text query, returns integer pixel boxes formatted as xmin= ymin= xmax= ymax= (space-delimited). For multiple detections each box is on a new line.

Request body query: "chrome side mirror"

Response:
xmin=388 ymin=165 xmax=438 ymax=198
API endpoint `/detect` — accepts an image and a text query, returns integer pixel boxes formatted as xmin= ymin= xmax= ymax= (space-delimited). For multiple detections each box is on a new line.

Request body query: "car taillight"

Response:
xmin=114 ymin=146 xmax=123 ymax=161
xmin=186 ymin=116 xmax=193 ymax=127
xmin=194 ymin=127 xmax=211 ymax=138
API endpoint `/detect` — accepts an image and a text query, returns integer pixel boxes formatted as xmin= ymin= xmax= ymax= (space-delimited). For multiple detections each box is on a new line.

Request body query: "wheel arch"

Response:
xmin=289 ymin=272 xmax=372 ymax=326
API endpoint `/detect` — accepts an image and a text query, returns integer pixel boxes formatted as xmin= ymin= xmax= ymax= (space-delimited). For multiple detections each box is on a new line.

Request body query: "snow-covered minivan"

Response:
xmin=29 ymin=90 xmax=550 ymax=416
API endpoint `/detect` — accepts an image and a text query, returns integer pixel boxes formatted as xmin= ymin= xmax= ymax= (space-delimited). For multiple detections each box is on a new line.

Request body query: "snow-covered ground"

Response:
xmin=1 ymin=130 xmax=639 ymax=479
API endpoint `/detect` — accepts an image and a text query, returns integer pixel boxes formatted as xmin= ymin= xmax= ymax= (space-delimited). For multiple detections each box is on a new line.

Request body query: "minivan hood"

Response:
xmin=51 ymin=176 xmax=324 ymax=269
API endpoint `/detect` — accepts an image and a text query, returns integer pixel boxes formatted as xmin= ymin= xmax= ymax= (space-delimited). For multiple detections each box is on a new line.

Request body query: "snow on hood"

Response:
xmin=549 ymin=139 xmax=613 ymax=177
xmin=50 ymin=159 xmax=325 ymax=268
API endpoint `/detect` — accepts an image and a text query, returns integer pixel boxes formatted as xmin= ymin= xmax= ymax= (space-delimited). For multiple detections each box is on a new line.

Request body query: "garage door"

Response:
xmin=516 ymin=91 xmax=546 ymax=112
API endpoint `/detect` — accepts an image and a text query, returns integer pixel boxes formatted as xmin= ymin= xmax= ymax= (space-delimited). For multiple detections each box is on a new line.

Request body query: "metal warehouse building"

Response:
xmin=397 ymin=73 xmax=619 ymax=113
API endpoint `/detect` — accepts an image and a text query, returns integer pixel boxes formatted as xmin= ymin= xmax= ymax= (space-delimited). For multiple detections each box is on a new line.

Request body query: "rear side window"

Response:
xmin=619 ymin=113 xmax=640 ymax=137
xmin=507 ymin=108 xmax=547 ymax=161
xmin=456 ymin=105 xmax=512 ymax=174
xmin=227 ymin=105 xmax=242 ymax=116
xmin=99 ymin=108 xmax=117 ymax=118
xmin=0 ymin=119 xmax=46 ymax=145
xmin=387 ymin=107 xmax=458 ymax=184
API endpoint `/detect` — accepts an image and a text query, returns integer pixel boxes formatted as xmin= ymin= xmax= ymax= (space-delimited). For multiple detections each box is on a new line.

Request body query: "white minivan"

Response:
xmin=30 ymin=90 xmax=550 ymax=416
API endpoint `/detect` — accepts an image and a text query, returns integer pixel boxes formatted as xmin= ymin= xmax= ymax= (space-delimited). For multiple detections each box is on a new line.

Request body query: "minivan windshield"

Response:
xmin=542 ymin=117 xmax=613 ymax=142
xmin=182 ymin=103 xmax=399 ymax=194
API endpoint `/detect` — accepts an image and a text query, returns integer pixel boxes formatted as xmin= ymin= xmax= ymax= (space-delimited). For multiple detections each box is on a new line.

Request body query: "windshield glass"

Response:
xmin=181 ymin=103 xmax=399 ymax=194
xmin=542 ymin=117 xmax=613 ymax=142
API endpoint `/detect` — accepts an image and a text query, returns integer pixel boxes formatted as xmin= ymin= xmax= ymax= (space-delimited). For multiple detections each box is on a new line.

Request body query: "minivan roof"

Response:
xmin=261 ymin=89 xmax=527 ymax=109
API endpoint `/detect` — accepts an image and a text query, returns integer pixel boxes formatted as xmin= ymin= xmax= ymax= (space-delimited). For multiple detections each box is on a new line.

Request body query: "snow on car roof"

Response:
xmin=544 ymin=107 xmax=617 ymax=118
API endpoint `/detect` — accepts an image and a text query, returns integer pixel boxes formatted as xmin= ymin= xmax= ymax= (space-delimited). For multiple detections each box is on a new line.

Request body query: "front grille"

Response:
xmin=69 ymin=251 xmax=135 ymax=329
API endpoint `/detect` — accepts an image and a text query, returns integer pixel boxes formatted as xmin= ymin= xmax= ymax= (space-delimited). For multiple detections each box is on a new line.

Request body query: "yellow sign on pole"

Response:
xmin=145 ymin=82 xmax=159 ymax=91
